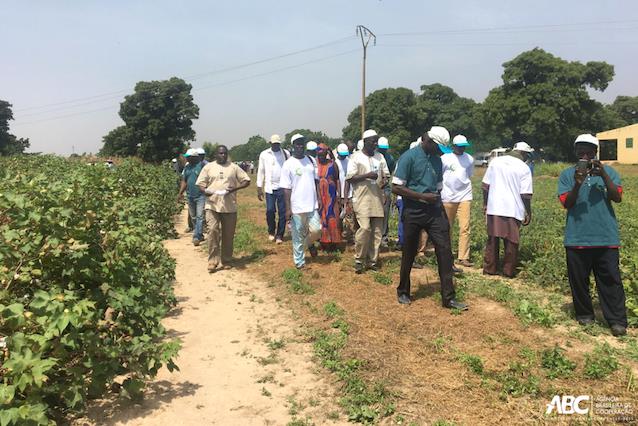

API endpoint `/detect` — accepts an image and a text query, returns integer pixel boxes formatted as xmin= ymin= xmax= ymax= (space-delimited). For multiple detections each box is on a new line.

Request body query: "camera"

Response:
xmin=577 ymin=159 xmax=591 ymax=172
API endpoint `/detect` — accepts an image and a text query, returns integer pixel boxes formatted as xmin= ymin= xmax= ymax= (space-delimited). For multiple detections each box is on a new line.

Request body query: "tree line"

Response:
xmin=1 ymin=48 xmax=636 ymax=161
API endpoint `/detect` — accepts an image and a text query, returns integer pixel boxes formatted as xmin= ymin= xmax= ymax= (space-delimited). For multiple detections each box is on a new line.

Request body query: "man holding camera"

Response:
xmin=558 ymin=134 xmax=627 ymax=337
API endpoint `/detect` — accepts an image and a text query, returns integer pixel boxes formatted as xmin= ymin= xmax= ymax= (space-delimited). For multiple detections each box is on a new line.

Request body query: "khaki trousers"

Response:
xmin=443 ymin=201 xmax=471 ymax=261
xmin=206 ymin=210 xmax=237 ymax=268
xmin=354 ymin=216 xmax=383 ymax=265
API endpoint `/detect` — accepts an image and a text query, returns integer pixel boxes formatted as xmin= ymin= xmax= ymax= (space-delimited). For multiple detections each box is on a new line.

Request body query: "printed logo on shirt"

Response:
xmin=295 ymin=167 xmax=303 ymax=176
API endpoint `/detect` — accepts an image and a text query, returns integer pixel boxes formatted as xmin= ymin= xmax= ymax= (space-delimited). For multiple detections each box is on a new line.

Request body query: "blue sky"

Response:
xmin=2 ymin=0 xmax=637 ymax=154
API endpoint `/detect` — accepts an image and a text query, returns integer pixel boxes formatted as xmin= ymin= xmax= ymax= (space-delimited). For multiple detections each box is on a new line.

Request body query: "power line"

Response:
xmin=14 ymin=35 xmax=356 ymax=114
xmin=13 ymin=48 xmax=361 ymax=126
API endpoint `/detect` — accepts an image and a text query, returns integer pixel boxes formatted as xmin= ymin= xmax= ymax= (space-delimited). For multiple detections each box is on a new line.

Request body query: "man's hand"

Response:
xmin=257 ymin=187 xmax=264 ymax=201
xmin=366 ymin=171 xmax=378 ymax=180
xmin=420 ymin=192 xmax=440 ymax=204
xmin=346 ymin=199 xmax=352 ymax=214
xmin=574 ymin=168 xmax=587 ymax=186
xmin=522 ymin=212 xmax=532 ymax=226
xmin=589 ymin=160 xmax=606 ymax=177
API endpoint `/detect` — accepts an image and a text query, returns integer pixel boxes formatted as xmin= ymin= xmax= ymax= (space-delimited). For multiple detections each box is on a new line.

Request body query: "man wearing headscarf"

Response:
xmin=482 ymin=142 xmax=534 ymax=278
xmin=557 ymin=134 xmax=627 ymax=337
xmin=392 ymin=127 xmax=467 ymax=309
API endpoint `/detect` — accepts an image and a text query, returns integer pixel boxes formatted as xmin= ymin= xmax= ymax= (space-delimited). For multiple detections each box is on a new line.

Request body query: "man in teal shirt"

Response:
xmin=557 ymin=134 xmax=627 ymax=336
xmin=179 ymin=148 xmax=206 ymax=246
xmin=392 ymin=126 xmax=467 ymax=310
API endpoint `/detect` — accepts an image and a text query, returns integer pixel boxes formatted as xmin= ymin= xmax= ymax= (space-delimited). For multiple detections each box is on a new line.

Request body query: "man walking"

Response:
xmin=392 ymin=126 xmax=467 ymax=309
xmin=280 ymin=134 xmax=321 ymax=270
xmin=257 ymin=134 xmax=290 ymax=243
xmin=196 ymin=145 xmax=251 ymax=273
xmin=178 ymin=148 xmax=205 ymax=246
xmin=346 ymin=129 xmax=390 ymax=273
xmin=441 ymin=134 xmax=475 ymax=267
xmin=377 ymin=136 xmax=395 ymax=248
xmin=482 ymin=142 xmax=534 ymax=278
xmin=334 ymin=143 xmax=354 ymax=242
xmin=558 ymin=134 xmax=627 ymax=336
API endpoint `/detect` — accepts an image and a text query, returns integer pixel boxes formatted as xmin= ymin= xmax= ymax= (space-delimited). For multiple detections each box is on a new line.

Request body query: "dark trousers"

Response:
xmin=483 ymin=236 xmax=519 ymax=277
xmin=566 ymin=248 xmax=627 ymax=327
xmin=266 ymin=189 xmax=286 ymax=239
xmin=397 ymin=203 xmax=456 ymax=304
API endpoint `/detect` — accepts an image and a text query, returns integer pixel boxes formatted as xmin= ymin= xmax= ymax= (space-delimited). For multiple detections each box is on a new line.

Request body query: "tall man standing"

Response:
xmin=392 ymin=126 xmax=467 ymax=309
xmin=197 ymin=145 xmax=251 ymax=273
xmin=178 ymin=148 xmax=205 ymax=246
xmin=280 ymin=134 xmax=321 ymax=270
xmin=558 ymin=134 xmax=627 ymax=336
xmin=257 ymin=134 xmax=290 ymax=244
xmin=335 ymin=143 xmax=354 ymax=242
xmin=346 ymin=129 xmax=390 ymax=273
xmin=441 ymin=135 xmax=475 ymax=267
xmin=482 ymin=142 xmax=534 ymax=278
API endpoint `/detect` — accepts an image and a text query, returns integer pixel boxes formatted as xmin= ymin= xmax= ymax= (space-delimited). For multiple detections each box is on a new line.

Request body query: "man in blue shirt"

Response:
xmin=392 ymin=126 xmax=468 ymax=310
xmin=179 ymin=148 xmax=206 ymax=246
xmin=557 ymin=134 xmax=627 ymax=337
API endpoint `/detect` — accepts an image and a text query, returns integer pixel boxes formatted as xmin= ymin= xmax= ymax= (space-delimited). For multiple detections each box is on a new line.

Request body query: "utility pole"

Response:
xmin=356 ymin=25 xmax=376 ymax=138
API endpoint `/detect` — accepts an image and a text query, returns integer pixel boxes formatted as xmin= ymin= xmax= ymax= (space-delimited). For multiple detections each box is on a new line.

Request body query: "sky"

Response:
xmin=2 ymin=0 xmax=638 ymax=155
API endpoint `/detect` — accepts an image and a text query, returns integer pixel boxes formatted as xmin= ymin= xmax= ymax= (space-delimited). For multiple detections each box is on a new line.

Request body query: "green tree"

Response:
xmin=608 ymin=95 xmax=638 ymax=125
xmin=100 ymin=77 xmax=199 ymax=162
xmin=229 ymin=135 xmax=268 ymax=162
xmin=476 ymin=48 xmax=615 ymax=160
xmin=0 ymin=100 xmax=30 ymax=156
xmin=342 ymin=87 xmax=418 ymax=153
xmin=201 ymin=141 xmax=219 ymax=160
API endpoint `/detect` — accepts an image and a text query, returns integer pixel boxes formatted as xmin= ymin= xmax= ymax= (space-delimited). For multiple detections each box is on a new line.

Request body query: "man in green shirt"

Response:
xmin=392 ymin=126 xmax=467 ymax=310
xmin=557 ymin=134 xmax=627 ymax=337
xmin=178 ymin=148 xmax=205 ymax=246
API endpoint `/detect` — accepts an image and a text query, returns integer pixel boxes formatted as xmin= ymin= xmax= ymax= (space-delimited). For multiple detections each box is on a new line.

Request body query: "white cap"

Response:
xmin=427 ymin=126 xmax=451 ymax=148
xmin=195 ymin=147 xmax=206 ymax=155
xmin=356 ymin=139 xmax=363 ymax=150
xmin=336 ymin=143 xmax=349 ymax=156
xmin=184 ymin=148 xmax=197 ymax=157
xmin=378 ymin=136 xmax=390 ymax=149
xmin=306 ymin=141 xmax=318 ymax=151
xmin=172 ymin=158 xmax=177 ymax=162
xmin=513 ymin=141 xmax=534 ymax=153
xmin=452 ymin=135 xmax=470 ymax=147
xmin=291 ymin=133 xmax=305 ymax=143
xmin=574 ymin=134 xmax=599 ymax=148
xmin=410 ymin=140 xmax=420 ymax=149
xmin=362 ymin=129 xmax=378 ymax=139
xmin=269 ymin=134 xmax=282 ymax=144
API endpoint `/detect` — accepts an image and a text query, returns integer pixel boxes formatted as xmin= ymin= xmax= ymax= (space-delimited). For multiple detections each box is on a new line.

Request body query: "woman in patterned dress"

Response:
xmin=316 ymin=143 xmax=342 ymax=251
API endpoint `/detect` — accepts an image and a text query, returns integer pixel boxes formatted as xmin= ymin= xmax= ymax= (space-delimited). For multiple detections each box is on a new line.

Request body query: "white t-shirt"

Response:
xmin=482 ymin=155 xmax=533 ymax=221
xmin=279 ymin=156 xmax=317 ymax=214
xmin=335 ymin=157 xmax=353 ymax=199
xmin=441 ymin=152 xmax=474 ymax=203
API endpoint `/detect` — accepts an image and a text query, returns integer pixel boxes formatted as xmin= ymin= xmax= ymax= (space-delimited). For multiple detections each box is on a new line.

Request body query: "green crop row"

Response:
xmin=0 ymin=156 xmax=182 ymax=424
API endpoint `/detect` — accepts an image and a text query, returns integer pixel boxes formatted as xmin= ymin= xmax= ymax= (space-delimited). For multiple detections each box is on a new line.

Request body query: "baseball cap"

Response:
xmin=195 ymin=148 xmax=206 ymax=155
xmin=452 ymin=135 xmax=471 ymax=147
xmin=378 ymin=137 xmax=390 ymax=149
xmin=574 ymin=134 xmax=599 ymax=148
xmin=184 ymin=148 xmax=197 ymax=157
xmin=427 ymin=126 xmax=452 ymax=154
xmin=291 ymin=133 xmax=305 ymax=144
xmin=362 ymin=129 xmax=378 ymax=140
xmin=336 ymin=143 xmax=349 ymax=156
xmin=269 ymin=134 xmax=282 ymax=144
xmin=513 ymin=141 xmax=534 ymax=153
xmin=306 ymin=141 xmax=318 ymax=151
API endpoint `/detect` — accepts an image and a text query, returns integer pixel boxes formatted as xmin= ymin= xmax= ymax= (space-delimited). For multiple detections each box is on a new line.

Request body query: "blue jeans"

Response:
xmin=188 ymin=194 xmax=205 ymax=242
xmin=266 ymin=189 xmax=286 ymax=239
xmin=396 ymin=198 xmax=404 ymax=246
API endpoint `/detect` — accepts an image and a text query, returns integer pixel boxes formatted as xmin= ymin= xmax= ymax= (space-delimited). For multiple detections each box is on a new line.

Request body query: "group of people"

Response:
xmin=178 ymin=126 xmax=628 ymax=337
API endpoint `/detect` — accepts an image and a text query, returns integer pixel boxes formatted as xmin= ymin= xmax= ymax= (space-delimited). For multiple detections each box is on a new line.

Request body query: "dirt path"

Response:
xmin=85 ymin=210 xmax=342 ymax=425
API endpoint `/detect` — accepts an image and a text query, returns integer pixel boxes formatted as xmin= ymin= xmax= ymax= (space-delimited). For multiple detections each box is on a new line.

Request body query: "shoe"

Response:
xmin=268 ymin=235 xmax=275 ymax=242
xmin=308 ymin=244 xmax=318 ymax=258
xmin=397 ymin=294 xmax=411 ymax=305
xmin=578 ymin=318 xmax=595 ymax=326
xmin=444 ymin=300 xmax=468 ymax=311
xmin=610 ymin=324 xmax=627 ymax=337
xmin=411 ymin=262 xmax=423 ymax=269
xmin=457 ymin=259 xmax=474 ymax=267
xmin=483 ymin=270 xmax=499 ymax=276
xmin=193 ymin=239 xmax=201 ymax=246
xmin=296 ymin=264 xmax=306 ymax=270
xmin=275 ymin=237 xmax=283 ymax=244
xmin=368 ymin=263 xmax=379 ymax=271
xmin=185 ymin=227 xmax=193 ymax=233
xmin=354 ymin=262 xmax=364 ymax=274
xmin=207 ymin=264 xmax=217 ymax=273
xmin=395 ymin=244 xmax=402 ymax=252
xmin=452 ymin=265 xmax=462 ymax=274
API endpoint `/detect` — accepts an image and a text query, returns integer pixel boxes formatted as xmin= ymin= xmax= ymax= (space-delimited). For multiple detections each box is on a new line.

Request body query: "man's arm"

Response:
xmin=522 ymin=194 xmax=532 ymax=226
xmin=391 ymin=184 xmax=440 ymax=204
xmin=178 ymin=178 xmax=187 ymax=198
xmin=590 ymin=161 xmax=621 ymax=203
xmin=256 ymin=152 xmax=265 ymax=200
xmin=482 ymin=183 xmax=489 ymax=215
xmin=284 ymin=188 xmax=292 ymax=221
xmin=563 ymin=169 xmax=585 ymax=209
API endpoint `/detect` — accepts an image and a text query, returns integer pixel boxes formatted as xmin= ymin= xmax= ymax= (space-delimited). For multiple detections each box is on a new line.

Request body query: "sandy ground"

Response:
xmin=82 ymin=210 xmax=343 ymax=425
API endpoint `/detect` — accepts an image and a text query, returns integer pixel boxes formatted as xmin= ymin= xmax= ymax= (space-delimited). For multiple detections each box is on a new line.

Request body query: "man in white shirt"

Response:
xmin=334 ymin=143 xmax=354 ymax=242
xmin=346 ymin=129 xmax=390 ymax=273
xmin=280 ymin=134 xmax=321 ymax=270
xmin=441 ymin=135 xmax=475 ymax=268
xmin=257 ymin=134 xmax=290 ymax=244
xmin=482 ymin=142 xmax=534 ymax=278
